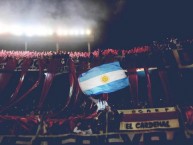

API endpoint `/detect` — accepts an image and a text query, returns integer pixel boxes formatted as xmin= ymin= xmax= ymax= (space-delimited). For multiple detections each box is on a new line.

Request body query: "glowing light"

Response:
xmin=85 ymin=29 xmax=91 ymax=35
xmin=0 ymin=23 xmax=8 ymax=34
xmin=63 ymin=30 xmax=69 ymax=36
xmin=34 ymin=26 xmax=53 ymax=37
xmin=10 ymin=25 xmax=24 ymax=36
xmin=56 ymin=29 xmax=69 ymax=36
xmin=25 ymin=26 xmax=53 ymax=37
xmin=69 ymin=29 xmax=76 ymax=35
xmin=24 ymin=26 xmax=36 ymax=37
xmin=79 ymin=29 xmax=85 ymax=35
xmin=73 ymin=30 xmax=80 ymax=35
xmin=0 ymin=23 xmax=92 ymax=37
xmin=56 ymin=28 xmax=91 ymax=36
xmin=69 ymin=29 xmax=80 ymax=36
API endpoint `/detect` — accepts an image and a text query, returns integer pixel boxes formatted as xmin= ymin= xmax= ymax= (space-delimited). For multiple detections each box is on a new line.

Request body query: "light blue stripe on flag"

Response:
xmin=78 ymin=61 xmax=129 ymax=95
xmin=79 ymin=61 xmax=123 ymax=82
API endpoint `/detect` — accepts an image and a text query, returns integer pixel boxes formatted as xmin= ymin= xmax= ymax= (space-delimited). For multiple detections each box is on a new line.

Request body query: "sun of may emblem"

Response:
xmin=101 ymin=75 xmax=109 ymax=83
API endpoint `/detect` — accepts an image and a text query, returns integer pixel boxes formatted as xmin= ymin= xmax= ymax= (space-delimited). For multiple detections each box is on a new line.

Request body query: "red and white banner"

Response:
xmin=118 ymin=107 xmax=180 ymax=130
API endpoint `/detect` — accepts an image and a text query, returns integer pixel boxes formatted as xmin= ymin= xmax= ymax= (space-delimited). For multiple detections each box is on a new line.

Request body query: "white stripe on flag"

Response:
xmin=79 ymin=70 xmax=126 ymax=91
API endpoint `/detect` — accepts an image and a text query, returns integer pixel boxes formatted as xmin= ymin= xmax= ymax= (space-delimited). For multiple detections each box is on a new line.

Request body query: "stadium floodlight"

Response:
xmin=56 ymin=28 xmax=91 ymax=36
xmin=72 ymin=29 xmax=80 ymax=36
xmin=22 ymin=26 xmax=53 ymax=37
xmin=0 ymin=23 xmax=92 ymax=38
xmin=0 ymin=23 xmax=6 ymax=34
xmin=79 ymin=29 xmax=85 ymax=35
xmin=24 ymin=26 xmax=37 ymax=37
xmin=85 ymin=29 xmax=91 ymax=35
xmin=69 ymin=29 xmax=81 ymax=36
xmin=56 ymin=29 xmax=69 ymax=36
xmin=69 ymin=29 xmax=75 ymax=36
xmin=0 ymin=22 xmax=94 ymax=53
xmin=34 ymin=26 xmax=53 ymax=37
xmin=10 ymin=25 xmax=24 ymax=36
xmin=63 ymin=30 xmax=69 ymax=36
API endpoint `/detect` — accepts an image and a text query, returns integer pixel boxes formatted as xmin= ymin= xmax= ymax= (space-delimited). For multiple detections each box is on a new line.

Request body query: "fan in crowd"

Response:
xmin=73 ymin=122 xmax=93 ymax=135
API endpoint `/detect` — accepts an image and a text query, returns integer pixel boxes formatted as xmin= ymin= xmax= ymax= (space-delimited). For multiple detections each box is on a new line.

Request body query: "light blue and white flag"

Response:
xmin=78 ymin=61 xmax=129 ymax=95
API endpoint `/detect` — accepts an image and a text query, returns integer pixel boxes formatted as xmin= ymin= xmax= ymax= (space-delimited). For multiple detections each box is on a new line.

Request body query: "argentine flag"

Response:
xmin=78 ymin=61 xmax=129 ymax=95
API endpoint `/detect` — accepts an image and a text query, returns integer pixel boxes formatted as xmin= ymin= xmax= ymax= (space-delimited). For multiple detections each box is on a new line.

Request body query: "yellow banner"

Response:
xmin=118 ymin=107 xmax=176 ymax=114
xmin=120 ymin=119 xmax=180 ymax=130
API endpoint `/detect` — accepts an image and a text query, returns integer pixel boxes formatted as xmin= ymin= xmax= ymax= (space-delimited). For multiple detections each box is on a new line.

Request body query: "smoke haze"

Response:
xmin=0 ymin=0 xmax=113 ymax=29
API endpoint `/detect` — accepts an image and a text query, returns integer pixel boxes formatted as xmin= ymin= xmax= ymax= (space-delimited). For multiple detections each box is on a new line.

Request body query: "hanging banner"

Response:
xmin=0 ymin=130 xmax=186 ymax=145
xmin=118 ymin=107 xmax=180 ymax=130
xmin=0 ymin=58 xmax=67 ymax=72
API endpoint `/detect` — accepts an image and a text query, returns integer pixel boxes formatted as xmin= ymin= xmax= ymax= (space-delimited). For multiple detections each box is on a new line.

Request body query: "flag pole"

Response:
xmin=87 ymin=41 xmax=91 ymax=69
xmin=105 ymin=111 xmax=108 ymax=138
xmin=25 ymin=41 xmax=28 ymax=51
xmin=87 ymin=41 xmax=91 ymax=54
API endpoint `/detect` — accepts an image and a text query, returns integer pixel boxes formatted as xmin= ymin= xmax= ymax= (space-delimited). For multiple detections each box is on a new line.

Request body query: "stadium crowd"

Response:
xmin=0 ymin=37 xmax=193 ymax=135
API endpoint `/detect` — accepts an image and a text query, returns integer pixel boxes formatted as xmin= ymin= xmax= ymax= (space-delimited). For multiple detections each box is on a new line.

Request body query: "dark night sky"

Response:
xmin=0 ymin=0 xmax=193 ymax=50
xmin=96 ymin=0 xmax=193 ymax=48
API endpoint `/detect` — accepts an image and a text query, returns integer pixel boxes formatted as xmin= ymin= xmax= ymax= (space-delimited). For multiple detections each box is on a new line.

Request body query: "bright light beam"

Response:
xmin=0 ymin=23 xmax=92 ymax=37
